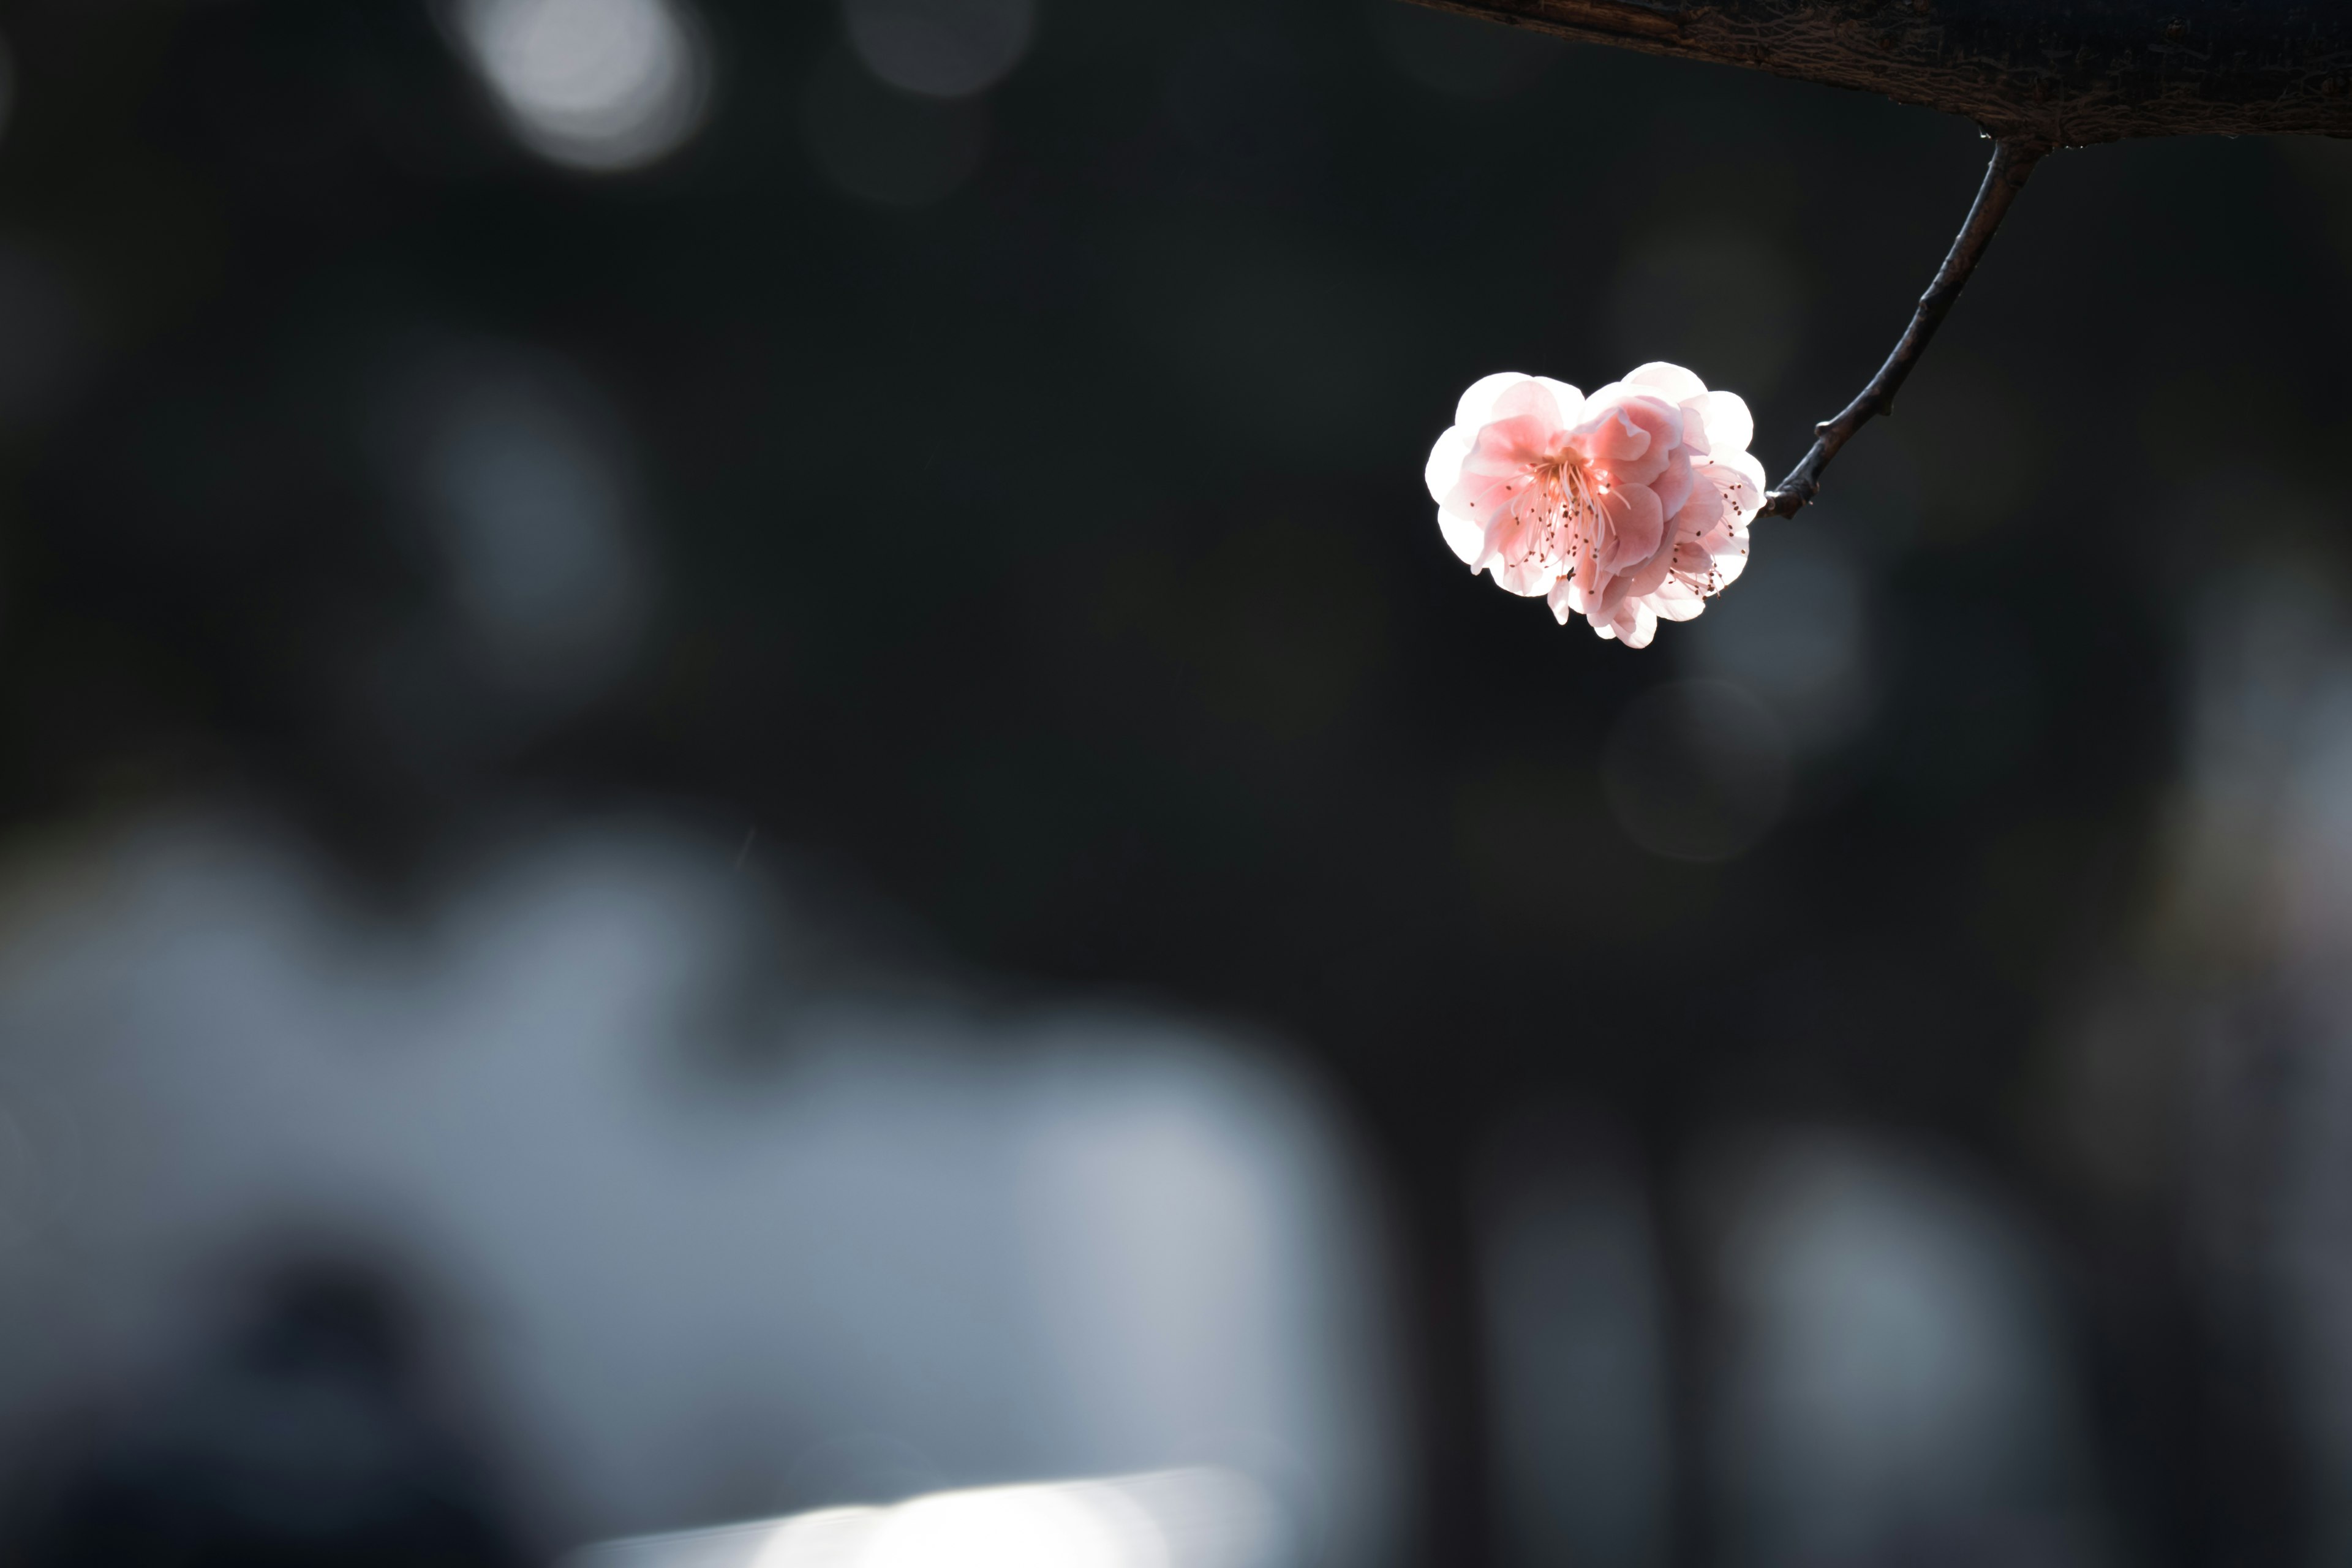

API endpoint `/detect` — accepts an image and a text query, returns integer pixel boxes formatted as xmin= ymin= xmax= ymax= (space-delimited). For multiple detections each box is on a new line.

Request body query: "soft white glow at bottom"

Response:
xmin=570 ymin=1468 xmax=1285 ymax=1568
xmin=854 ymin=1482 xmax=1162 ymax=1568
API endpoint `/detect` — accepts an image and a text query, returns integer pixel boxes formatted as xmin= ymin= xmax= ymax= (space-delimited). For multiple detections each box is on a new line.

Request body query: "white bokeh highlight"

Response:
xmin=451 ymin=0 xmax=712 ymax=172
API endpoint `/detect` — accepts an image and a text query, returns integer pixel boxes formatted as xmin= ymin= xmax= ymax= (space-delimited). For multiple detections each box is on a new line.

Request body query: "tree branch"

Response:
xmin=1407 ymin=0 xmax=2352 ymax=145
xmin=1759 ymin=135 xmax=2040 ymax=520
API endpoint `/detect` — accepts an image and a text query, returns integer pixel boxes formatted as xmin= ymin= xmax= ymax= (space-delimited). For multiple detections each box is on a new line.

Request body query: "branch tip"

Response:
xmin=1760 ymin=137 xmax=2040 ymax=522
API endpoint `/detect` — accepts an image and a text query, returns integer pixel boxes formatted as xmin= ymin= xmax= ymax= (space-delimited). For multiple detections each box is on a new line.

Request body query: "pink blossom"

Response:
xmin=1423 ymin=363 xmax=1768 ymax=648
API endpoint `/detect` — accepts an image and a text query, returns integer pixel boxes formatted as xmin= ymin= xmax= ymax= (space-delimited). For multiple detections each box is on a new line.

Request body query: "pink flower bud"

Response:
xmin=1423 ymin=363 xmax=1766 ymax=649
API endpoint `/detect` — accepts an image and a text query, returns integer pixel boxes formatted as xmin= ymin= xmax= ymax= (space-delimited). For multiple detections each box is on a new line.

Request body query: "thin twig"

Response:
xmin=1760 ymin=137 xmax=2045 ymax=520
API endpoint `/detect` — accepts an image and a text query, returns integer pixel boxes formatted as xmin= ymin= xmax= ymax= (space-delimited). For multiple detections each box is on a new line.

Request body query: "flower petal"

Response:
xmin=1489 ymin=548 xmax=1559 ymax=597
xmin=1460 ymin=415 xmax=1561 ymax=483
xmin=1616 ymin=529 xmax=1681 ymax=601
xmin=1438 ymin=507 xmax=1486 ymax=567
xmin=1691 ymin=389 xmax=1754 ymax=458
xmin=1576 ymin=396 xmax=1679 ymax=487
xmin=1442 ymin=466 xmax=1528 ymax=527
xmin=1623 ymin=361 xmax=1708 ymax=404
xmin=1425 ymin=425 xmax=1474 ymax=504
xmin=1669 ymin=474 xmax=1725 ymax=538
xmin=1547 ymin=575 xmax=1580 ymax=625
xmin=1698 ymin=453 xmax=1769 ymax=522
xmin=1650 ymin=586 xmax=1708 ymax=622
xmin=1455 ymin=372 xmax=1532 ymax=431
xmin=1532 ymin=376 xmax=1585 ymax=427
xmin=1594 ymin=481 xmax=1664 ymax=573
xmin=1490 ymin=377 xmax=1571 ymax=429
xmin=1651 ymin=445 xmax=1695 ymax=522
xmin=1711 ymin=532 xmax=1752 ymax=590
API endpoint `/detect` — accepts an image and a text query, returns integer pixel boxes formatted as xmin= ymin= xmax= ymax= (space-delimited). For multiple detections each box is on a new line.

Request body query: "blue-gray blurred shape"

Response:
xmin=1473 ymin=1114 xmax=1671 ymax=1568
xmin=2157 ymin=557 xmax=2352 ymax=1564
xmin=567 ymin=1467 xmax=1289 ymax=1568
xmin=0 ymin=814 xmax=1408 ymax=1566
xmin=362 ymin=339 xmax=653 ymax=756
xmin=1701 ymin=1131 xmax=2105 ymax=1567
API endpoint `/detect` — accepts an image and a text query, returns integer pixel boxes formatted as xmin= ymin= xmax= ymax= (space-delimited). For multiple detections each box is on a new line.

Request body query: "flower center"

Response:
xmin=1538 ymin=450 xmax=1600 ymax=530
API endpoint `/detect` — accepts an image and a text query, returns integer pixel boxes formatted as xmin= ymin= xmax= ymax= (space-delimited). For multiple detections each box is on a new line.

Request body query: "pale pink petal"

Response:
xmin=1490 ymin=377 xmax=1571 ymax=430
xmin=1454 ymin=371 xmax=1532 ymax=431
xmin=1462 ymin=412 xmax=1562 ymax=477
xmin=1695 ymin=454 xmax=1768 ymax=524
xmin=1623 ymin=361 xmax=1708 ymax=404
xmin=1596 ymin=565 xmax=1635 ymax=620
xmin=1615 ymin=393 xmax=1684 ymax=450
xmin=1618 ymin=601 xmax=1659 ymax=649
xmin=1580 ymin=379 xmax=1630 ymax=410
xmin=1668 ymin=481 xmax=1726 ymax=546
xmin=1570 ymin=532 xmax=1600 ymax=602
xmin=1574 ymin=403 xmax=1654 ymax=466
xmin=1710 ymin=535 xmax=1752 ymax=589
xmin=1615 ymin=530 xmax=1681 ymax=601
xmin=1438 ymin=508 xmax=1485 ymax=566
xmin=1547 ymin=575 xmax=1582 ymax=625
xmin=1489 ymin=547 xmax=1559 ymax=598
xmin=1532 ymin=375 xmax=1586 ymax=427
xmin=1577 ymin=396 xmax=1679 ymax=487
xmin=1691 ymin=389 xmax=1754 ymax=458
xmin=1425 ymin=425 xmax=1474 ymax=504
xmin=1442 ymin=466 xmax=1528 ymax=528
xmin=1722 ymin=449 xmax=1769 ymax=494
xmin=1650 ymin=445 xmax=1695 ymax=522
xmin=1650 ymin=586 xmax=1708 ymax=622
xmin=1593 ymin=481 xmax=1664 ymax=573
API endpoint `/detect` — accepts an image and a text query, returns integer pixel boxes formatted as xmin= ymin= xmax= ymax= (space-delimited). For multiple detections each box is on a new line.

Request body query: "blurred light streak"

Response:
xmin=450 ymin=0 xmax=711 ymax=172
xmin=567 ymin=1469 xmax=1284 ymax=1568
xmin=844 ymin=0 xmax=1033 ymax=99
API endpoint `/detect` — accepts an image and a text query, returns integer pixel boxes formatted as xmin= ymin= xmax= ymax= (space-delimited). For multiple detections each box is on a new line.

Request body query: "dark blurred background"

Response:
xmin=1 ymin=0 xmax=2351 ymax=1564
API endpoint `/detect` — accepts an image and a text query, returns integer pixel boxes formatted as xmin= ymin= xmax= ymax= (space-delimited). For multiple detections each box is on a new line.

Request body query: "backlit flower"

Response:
xmin=1423 ymin=363 xmax=1767 ymax=648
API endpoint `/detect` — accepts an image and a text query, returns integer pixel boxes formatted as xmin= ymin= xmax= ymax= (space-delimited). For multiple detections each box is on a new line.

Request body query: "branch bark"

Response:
xmin=1408 ymin=0 xmax=2352 ymax=145
xmin=1760 ymin=136 xmax=2039 ymax=519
